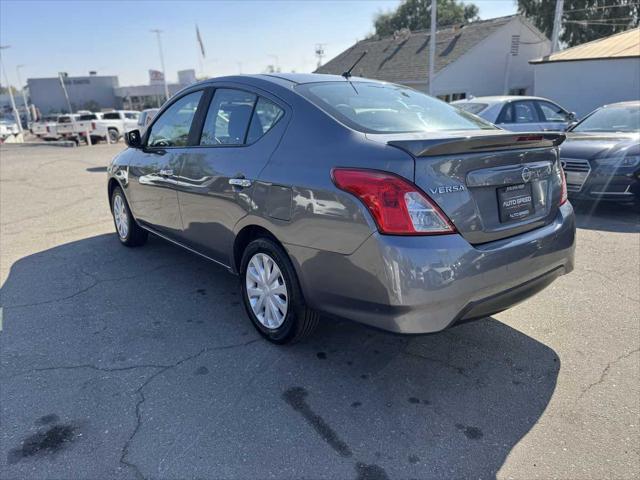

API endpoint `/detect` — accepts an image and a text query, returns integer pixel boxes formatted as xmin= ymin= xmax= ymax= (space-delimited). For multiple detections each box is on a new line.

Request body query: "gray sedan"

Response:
xmin=453 ymin=95 xmax=576 ymax=132
xmin=108 ymin=74 xmax=575 ymax=344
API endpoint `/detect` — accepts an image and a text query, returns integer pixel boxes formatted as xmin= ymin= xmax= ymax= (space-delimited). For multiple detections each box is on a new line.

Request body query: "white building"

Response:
xmin=531 ymin=28 xmax=640 ymax=117
xmin=316 ymin=15 xmax=550 ymax=101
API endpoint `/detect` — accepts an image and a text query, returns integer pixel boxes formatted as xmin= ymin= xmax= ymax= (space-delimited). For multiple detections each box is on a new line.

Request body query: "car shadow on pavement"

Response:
xmin=1 ymin=233 xmax=559 ymax=479
xmin=572 ymin=199 xmax=640 ymax=233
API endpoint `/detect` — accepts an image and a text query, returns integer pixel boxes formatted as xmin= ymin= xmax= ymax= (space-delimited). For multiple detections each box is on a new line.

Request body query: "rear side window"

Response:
xmin=246 ymin=97 xmax=284 ymax=143
xmin=200 ymin=89 xmax=257 ymax=145
xmin=147 ymin=91 xmax=203 ymax=147
xmin=124 ymin=112 xmax=139 ymax=120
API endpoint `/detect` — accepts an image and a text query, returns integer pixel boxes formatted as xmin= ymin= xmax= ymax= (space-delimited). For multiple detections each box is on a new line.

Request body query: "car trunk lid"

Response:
xmin=368 ymin=130 xmax=565 ymax=244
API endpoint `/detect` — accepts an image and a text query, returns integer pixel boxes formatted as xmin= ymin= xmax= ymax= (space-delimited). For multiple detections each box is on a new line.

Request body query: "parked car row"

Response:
xmin=29 ymin=108 xmax=159 ymax=144
xmin=453 ymin=96 xmax=639 ymax=204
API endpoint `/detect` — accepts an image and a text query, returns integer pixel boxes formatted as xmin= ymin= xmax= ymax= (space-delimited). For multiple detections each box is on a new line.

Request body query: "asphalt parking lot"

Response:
xmin=1 ymin=143 xmax=638 ymax=480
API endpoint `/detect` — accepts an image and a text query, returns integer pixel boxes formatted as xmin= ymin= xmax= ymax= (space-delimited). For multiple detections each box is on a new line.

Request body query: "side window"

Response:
xmin=497 ymin=104 xmax=514 ymax=124
xmin=200 ymin=89 xmax=257 ymax=145
xmin=538 ymin=101 xmax=567 ymax=122
xmin=147 ymin=91 xmax=203 ymax=147
xmin=246 ymin=97 xmax=284 ymax=143
xmin=512 ymin=101 xmax=539 ymax=123
xmin=125 ymin=112 xmax=139 ymax=120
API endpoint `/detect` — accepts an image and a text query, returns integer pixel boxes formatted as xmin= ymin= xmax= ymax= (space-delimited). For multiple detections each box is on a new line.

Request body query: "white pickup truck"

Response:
xmin=74 ymin=112 xmax=103 ymax=144
xmin=90 ymin=110 xmax=139 ymax=143
xmin=56 ymin=114 xmax=80 ymax=140
xmin=31 ymin=115 xmax=61 ymax=140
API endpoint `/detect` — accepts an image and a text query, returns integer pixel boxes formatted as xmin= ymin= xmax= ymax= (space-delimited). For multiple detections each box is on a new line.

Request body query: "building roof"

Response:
xmin=315 ymin=15 xmax=522 ymax=84
xmin=531 ymin=28 xmax=640 ymax=64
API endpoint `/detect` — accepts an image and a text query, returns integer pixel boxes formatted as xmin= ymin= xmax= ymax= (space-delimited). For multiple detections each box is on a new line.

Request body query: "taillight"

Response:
xmin=559 ymin=163 xmax=568 ymax=205
xmin=91 ymin=122 xmax=96 ymax=130
xmin=46 ymin=126 xmax=50 ymax=133
xmin=331 ymin=168 xmax=456 ymax=235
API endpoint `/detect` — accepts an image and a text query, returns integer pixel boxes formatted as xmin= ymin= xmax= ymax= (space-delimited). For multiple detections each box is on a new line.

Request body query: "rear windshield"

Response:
xmin=572 ymin=106 xmax=640 ymax=133
xmin=455 ymin=103 xmax=489 ymax=115
xmin=79 ymin=114 xmax=98 ymax=121
xmin=102 ymin=112 xmax=121 ymax=120
xmin=58 ymin=116 xmax=72 ymax=123
xmin=296 ymin=82 xmax=495 ymax=133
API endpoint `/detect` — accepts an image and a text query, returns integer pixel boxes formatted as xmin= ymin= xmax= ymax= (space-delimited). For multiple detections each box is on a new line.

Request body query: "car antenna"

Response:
xmin=341 ymin=51 xmax=367 ymax=79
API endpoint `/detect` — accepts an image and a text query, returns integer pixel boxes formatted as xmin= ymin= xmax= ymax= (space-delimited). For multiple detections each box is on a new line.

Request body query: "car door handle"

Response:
xmin=229 ymin=178 xmax=252 ymax=188
xmin=158 ymin=169 xmax=174 ymax=177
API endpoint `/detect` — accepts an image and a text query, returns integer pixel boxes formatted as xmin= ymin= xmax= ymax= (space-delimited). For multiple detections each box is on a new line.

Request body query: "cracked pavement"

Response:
xmin=1 ymin=144 xmax=639 ymax=479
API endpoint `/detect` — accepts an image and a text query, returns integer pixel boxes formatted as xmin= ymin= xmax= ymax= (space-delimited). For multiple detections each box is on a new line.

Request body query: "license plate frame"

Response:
xmin=497 ymin=183 xmax=534 ymax=223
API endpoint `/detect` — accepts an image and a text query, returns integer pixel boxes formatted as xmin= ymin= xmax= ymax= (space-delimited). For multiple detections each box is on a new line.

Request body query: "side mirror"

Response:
xmin=568 ymin=112 xmax=577 ymax=121
xmin=125 ymin=129 xmax=142 ymax=148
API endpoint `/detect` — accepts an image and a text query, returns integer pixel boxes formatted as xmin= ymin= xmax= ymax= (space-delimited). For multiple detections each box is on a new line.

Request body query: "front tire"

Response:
xmin=108 ymin=128 xmax=119 ymax=143
xmin=111 ymin=186 xmax=148 ymax=247
xmin=240 ymin=237 xmax=318 ymax=344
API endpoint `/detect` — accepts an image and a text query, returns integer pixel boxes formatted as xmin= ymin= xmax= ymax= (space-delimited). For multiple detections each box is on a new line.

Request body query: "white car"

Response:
xmin=90 ymin=110 xmax=139 ymax=143
xmin=453 ymin=96 xmax=576 ymax=132
xmin=137 ymin=108 xmax=159 ymax=131
xmin=0 ymin=116 xmax=20 ymax=142
xmin=56 ymin=114 xmax=80 ymax=140
xmin=31 ymin=115 xmax=61 ymax=140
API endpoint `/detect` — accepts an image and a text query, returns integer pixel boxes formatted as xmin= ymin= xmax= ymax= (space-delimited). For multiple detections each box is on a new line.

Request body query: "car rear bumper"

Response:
xmin=286 ymin=202 xmax=575 ymax=334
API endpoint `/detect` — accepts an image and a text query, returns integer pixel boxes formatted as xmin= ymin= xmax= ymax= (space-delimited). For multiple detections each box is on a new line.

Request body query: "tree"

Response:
xmin=517 ymin=0 xmax=639 ymax=48
xmin=372 ymin=0 xmax=479 ymax=38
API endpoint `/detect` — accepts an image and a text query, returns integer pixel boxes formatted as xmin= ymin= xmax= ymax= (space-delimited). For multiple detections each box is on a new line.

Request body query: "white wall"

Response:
xmin=432 ymin=17 xmax=550 ymax=98
xmin=533 ymin=58 xmax=640 ymax=117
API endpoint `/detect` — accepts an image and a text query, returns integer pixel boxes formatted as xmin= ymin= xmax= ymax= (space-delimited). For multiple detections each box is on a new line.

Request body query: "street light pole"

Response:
xmin=151 ymin=29 xmax=170 ymax=103
xmin=0 ymin=45 xmax=24 ymax=134
xmin=16 ymin=64 xmax=31 ymax=124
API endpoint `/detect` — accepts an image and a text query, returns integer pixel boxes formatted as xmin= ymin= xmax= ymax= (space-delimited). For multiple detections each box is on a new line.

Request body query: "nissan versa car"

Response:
xmin=560 ymin=101 xmax=640 ymax=203
xmin=107 ymin=73 xmax=576 ymax=344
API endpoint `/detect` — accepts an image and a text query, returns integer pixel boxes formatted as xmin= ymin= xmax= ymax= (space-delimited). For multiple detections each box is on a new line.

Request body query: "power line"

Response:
xmin=565 ymin=20 xmax=636 ymax=26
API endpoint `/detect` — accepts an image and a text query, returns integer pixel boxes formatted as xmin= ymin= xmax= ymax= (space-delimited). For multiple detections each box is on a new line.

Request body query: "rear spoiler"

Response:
xmin=388 ymin=132 xmax=565 ymax=157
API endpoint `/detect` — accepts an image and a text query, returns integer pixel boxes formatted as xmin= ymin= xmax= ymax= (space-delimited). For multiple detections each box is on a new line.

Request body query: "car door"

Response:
xmin=175 ymin=86 xmax=288 ymax=266
xmin=496 ymin=100 xmax=543 ymax=131
xmin=535 ymin=100 xmax=571 ymax=132
xmin=126 ymin=89 xmax=206 ymax=236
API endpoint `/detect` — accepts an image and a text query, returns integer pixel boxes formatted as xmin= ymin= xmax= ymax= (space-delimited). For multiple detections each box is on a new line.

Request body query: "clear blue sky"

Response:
xmin=0 ymin=0 xmax=516 ymax=87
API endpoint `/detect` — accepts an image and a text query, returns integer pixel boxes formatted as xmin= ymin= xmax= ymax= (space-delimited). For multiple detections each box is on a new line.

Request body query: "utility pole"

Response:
xmin=0 ymin=45 xmax=24 ymax=134
xmin=16 ymin=64 xmax=31 ymax=124
xmin=315 ymin=43 xmax=326 ymax=69
xmin=551 ymin=0 xmax=564 ymax=53
xmin=151 ymin=29 xmax=170 ymax=103
xmin=58 ymin=72 xmax=73 ymax=114
xmin=428 ymin=0 xmax=437 ymax=96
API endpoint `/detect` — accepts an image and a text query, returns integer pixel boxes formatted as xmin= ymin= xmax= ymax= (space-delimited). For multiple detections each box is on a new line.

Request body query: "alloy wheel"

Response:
xmin=113 ymin=194 xmax=129 ymax=239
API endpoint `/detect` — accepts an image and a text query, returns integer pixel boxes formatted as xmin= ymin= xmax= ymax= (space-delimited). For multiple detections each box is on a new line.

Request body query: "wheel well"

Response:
xmin=107 ymin=178 xmax=119 ymax=209
xmin=233 ymin=225 xmax=280 ymax=273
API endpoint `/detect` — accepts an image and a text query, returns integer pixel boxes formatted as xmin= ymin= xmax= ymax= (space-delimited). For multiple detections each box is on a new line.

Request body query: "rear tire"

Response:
xmin=240 ymin=237 xmax=319 ymax=344
xmin=111 ymin=186 xmax=148 ymax=247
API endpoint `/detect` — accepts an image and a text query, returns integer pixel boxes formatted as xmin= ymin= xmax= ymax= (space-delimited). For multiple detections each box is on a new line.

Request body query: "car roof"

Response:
xmin=192 ymin=72 xmax=384 ymax=89
xmin=602 ymin=100 xmax=640 ymax=108
xmin=454 ymin=95 xmax=553 ymax=105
